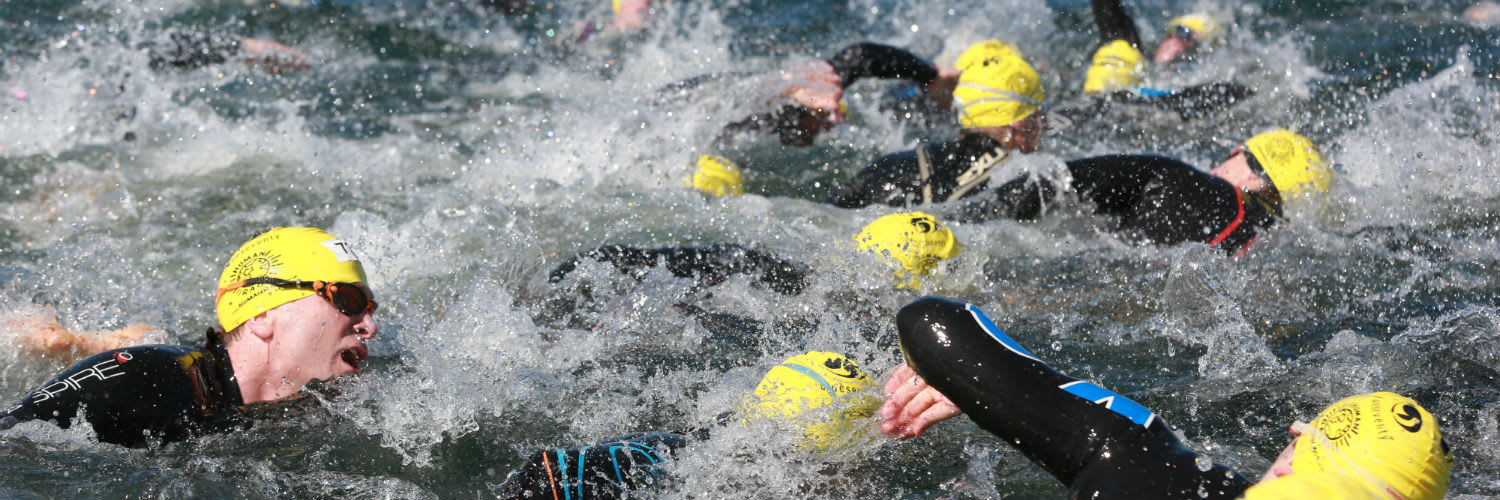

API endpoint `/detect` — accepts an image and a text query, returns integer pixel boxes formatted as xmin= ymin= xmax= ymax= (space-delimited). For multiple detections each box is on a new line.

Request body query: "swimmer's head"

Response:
xmin=953 ymin=49 xmax=1044 ymax=129
xmin=854 ymin=212 xmax=960 ymax=288
xmin=1156 ymin=13 xmax=1223 ymax=64
xmin=216 ymin=227 xmax=369 ymax=332
xmin=1241 ymin=471 xmax=1382 ymax=500
xmin=688 ymin=154 xmax=745 ymax=197
xmin=1243 ymin=128 xmax=1332 ymax=199
xmin=742 ymin=351 xmax=880 ymax=450
xmin=954 ymin=40 xmax=1023 ymax=73
xmin=1083 ymin=39 xmax=1145 ymax=94
xmin=1290 ymin=392 xmax=1453 ymax=500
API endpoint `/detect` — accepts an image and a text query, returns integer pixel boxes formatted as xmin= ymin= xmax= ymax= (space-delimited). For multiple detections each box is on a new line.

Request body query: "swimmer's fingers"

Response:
xmin=890 ymin=387 xmax=962 ymax=439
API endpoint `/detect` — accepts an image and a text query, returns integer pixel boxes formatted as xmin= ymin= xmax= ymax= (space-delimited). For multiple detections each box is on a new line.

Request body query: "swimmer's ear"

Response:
xmin=244 ymin=313 xmax=275 ymax=342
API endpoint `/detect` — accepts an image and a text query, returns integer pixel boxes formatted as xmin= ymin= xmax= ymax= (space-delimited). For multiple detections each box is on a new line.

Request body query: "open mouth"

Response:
xmin=340 ymin=346 xmax=367 ymax=373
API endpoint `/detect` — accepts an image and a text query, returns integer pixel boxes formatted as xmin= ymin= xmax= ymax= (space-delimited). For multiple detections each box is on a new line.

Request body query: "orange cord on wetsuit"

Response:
xmin=1207 ymin=188 xmax=1246 ymax=248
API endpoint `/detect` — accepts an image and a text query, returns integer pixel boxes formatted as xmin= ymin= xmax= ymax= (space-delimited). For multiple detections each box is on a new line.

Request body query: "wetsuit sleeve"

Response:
xmin=826 ymin=42 xmax=939 ymax=89
xmin=497 ymin=432 xmax=692 ymax=500
xmin=1091 ymin=0 xmax=1142 ymax=48
xmin=139 ymin=31 xmax=242 ymax=70
xmin=896 ymin=297 xmax=1252 ymax=499
xmin=1 ymin=345 xmax=239 ymax=447
xmin=549 ymin=244 xmax=810 ymax=295
xmin=825 ymin=149 xmax=924 ymax=208
xmin=1111 ymin=82 xmax=1256 ymax=120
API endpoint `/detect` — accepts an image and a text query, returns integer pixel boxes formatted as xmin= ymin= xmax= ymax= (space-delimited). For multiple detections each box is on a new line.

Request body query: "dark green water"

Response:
xmin=1 ymin=0 xmax=1498 ymax=498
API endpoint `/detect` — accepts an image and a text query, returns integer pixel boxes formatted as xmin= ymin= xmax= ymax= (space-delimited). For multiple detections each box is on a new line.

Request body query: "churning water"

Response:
xmin=2 ymin=0 xmax=1499 ymax=497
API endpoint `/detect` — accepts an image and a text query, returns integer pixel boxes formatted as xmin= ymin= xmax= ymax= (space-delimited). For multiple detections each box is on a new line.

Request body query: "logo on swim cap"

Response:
xmin=1394 ymin=403 xmax=1423 ymax=433
xmin=822 ymin=356 xmax=864 ymax=380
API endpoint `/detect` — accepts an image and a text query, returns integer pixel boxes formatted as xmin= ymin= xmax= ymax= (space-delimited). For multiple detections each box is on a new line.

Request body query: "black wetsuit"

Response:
xmin=497 ymin=432 xmax=692 ymax=500
xmin=0 ymin=330 xmax=245 ymax=447
xmin=896 ymin=296 xmax=1254 ymax=499
xmin=550 ymin=243 xmax=811 ymax=296
xmin=828 ymin=140 xmax=1277 ymax=255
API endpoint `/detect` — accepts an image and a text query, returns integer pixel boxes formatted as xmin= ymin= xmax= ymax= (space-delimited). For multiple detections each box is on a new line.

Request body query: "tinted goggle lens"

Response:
xmin=321 ymin=282 xmax=377 ymax=317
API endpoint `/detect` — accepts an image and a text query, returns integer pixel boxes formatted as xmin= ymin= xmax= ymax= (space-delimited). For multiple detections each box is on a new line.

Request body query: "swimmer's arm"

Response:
xmin=826 ymin=43 xmax=940 ymax=90
xmin=1091 ymin=0 xmax=1142 ymax=48
xmin=238 ymin=37 xmax=311 ymax=75
xmin=9 ymin=312 xmax=155 ymax=362
xmin=879 ymin=364 xmax=962 ymax=439
xmin=1130 ymin=82 xmax=1255 ymax=120
xmin=824 ymin=150 xmax=922 ymax=208
xmin=949 ymin=171 xmax=1058 ymax=224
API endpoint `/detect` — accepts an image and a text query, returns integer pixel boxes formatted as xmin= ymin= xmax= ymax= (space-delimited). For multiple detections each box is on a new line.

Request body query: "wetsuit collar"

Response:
xmin=204 ymin=329 xmax=246 ymax=408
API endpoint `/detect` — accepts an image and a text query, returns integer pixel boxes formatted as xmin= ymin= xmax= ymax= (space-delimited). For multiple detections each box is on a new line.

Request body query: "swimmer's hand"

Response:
xmin=879 ymin=364 xmax=962 ymax=439
xmin=773 ymin=61 xmax=843 ymax=122
xmin=239 ymin=37 xmax=311 ymax=75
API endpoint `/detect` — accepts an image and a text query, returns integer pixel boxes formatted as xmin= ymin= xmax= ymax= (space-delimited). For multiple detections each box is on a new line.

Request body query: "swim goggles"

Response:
xmin=1228 ymin=143 xmax=1282 ymax=201
xmin=216 ymin=277 xmax=378 ymax=317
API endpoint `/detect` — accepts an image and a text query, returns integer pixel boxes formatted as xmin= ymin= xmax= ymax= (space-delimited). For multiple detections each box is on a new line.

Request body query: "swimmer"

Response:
xmin=541 ymin=213 xmax=958 ymax=338
xmin=835 ymin=126 xmax=1329 ymax=256
xmin=955 ymin=128 xmax=1330 ymax=255
xmin=0 ymin=228 xmax=379 ymax=447
xmin=826 ymin=45 xmax=1047 ymax=208
xmin=881 ymin=296 xmax=1452 ymax=499
xmin=1056 ymin=0 xmax=1252 ymax=122
xmin=495 ymin=351 xmax=879 ymax=500
xmin=547 ymin=211 xmax=960 ymax=295
xmin=138 ymin=31 xmax=310 ymax=75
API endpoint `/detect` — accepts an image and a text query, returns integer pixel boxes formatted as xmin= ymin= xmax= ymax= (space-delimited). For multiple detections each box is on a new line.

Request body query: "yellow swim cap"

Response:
xmin=1240 ymin=471 xmax=1383 ymax=500
xmin=1083 ymin=39 xmax=1145 ymax=94
xmin=854 ymin=212 xmax=960 ymax=288
xmin=1167 ymin=13 xmax=1224 ymax=44
xmin=952 ymin=49 xmax=1044 ymax=129
xmin=1291 ymin=392 xmax=1453 ymax=500
xmin=216 ymin=227 xmax=369 ymax=332
xmin=742 ymin=351 xmax=880 ymax=450
xmin=688 ymin=154 xmax=745 ymax=197
xmin=611 ymin=0 xmax=621 ymax=14
xmin=1244 ymin=129 xmax=1333 ymax=198
xmin=954 ymin=39 xmax=1022 ymax=72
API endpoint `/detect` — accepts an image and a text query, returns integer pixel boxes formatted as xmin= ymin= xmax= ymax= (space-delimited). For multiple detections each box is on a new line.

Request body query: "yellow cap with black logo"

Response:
xmin=1244 ymin=129 xmax=1332 ymax=198
xmin=689 ymin=154 xmax=745 ymax=197
xmin=954 ymin=39 xmax=1023 ymax=72
xmin=1083 ymin=39 xmax=1145 ymax=94
xmin=1291 ymin=392 xmax=1453 ymax=500
xmin=854 ymin=212 xmax=960 ymax=288
xmin=952 ymin=49 xmax=1044 ymax=129
xmin=216 ymin=227 xmax=368 ymax=332
xmin=742 ymin=351 xmax=880 ymax=450
xmin=1166 ymin=13 xmax=1223 ymax=44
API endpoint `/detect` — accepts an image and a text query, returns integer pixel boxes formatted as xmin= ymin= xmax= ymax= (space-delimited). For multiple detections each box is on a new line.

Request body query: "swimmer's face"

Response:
xmin=1211 ymin=148 xmax=1268 ymax=193
xmin=263 ymin=285 xmax=378 ymax=398
xmin=1154 ymin=28 xmax=1200 ymax=64
xmin=1010 ymin=112 xmax=1047 ymax=153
